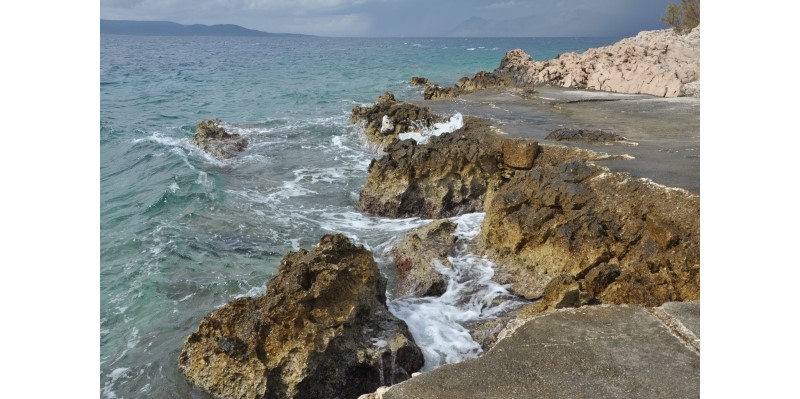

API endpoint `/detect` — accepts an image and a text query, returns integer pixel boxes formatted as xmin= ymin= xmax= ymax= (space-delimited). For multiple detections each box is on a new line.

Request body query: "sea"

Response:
xmin=100 ymin=35 xmax=621 ymax=398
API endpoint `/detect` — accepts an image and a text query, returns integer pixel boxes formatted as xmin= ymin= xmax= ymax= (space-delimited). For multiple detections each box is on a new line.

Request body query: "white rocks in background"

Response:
xmin=497 ymin=27 xmax=700 ymax=98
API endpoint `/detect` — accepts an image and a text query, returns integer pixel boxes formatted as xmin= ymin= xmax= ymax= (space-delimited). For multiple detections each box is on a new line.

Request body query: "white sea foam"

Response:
xmin=388 ymin=212 xmax=524 ymax=371
xmin=398 ymin=112 xmax=464 ymax=144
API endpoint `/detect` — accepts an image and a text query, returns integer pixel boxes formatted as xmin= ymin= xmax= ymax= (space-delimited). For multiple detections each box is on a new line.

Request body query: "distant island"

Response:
xmin=100 ymin=20 xmax=312 ymax=37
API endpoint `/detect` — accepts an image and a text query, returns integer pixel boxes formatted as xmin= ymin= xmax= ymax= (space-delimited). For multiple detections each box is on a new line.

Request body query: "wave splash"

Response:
xmin=388 ymin=212 xmax=524 ymax=371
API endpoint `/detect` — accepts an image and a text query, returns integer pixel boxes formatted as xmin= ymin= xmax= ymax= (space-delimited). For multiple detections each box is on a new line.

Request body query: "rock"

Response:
xmin=545 ymin=128 xmax=626 ymax=144
xmin=356 ymin=116 xmax=503 ymax=218
xmin=351 ymin=92 xmax=442 ymax=150
xmin=409 ymin=77 xmax=429 ymax=86
xmin=501 ymin=139 xmax=538 ymax=169
xmin=680 ymin=80 xmax=700 ymax=97
xmin=178 ymin=234 xmax=424 ymax=399
xmin=389 ymin=220 xmax=458 ymax=298
xmin=194 ymin=119 xmax=248 ymax=159
xmin=423 ymin=71 xmax=512 ymax=100
xmin=481 ymin=144 xmax=699 ymax=309
xmin=495 ymin=27 xmax=700 ymax=98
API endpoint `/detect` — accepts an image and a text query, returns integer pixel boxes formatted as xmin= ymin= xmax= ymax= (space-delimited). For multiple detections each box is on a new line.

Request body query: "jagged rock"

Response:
xmin=356 ymin=116 xmax=699 ymax=310
xmin=501 ymin=139 xmax=538 ymax=169
xmin=545 ymin=128 xmax=626 ymax=144
xmin=409 ymin=77 xmax=429 ymax=86
xmin=178 ymin=234 xmax=424 ymax=399
xmin=423 ymin=71 xmax=512 ymax=100
xmin=389 ymin=220 xmax=458 ymax=298
xmin=356 ymin=116 xmax=503 ymax=219
xmin=495 ymin=27 xmax=700 ymax=97
xmin=193 ymin=119 xmax=248 ymax=159
xmin=481 ymin=145 xmax=700 ymax=310
xmin=351 ymin=92 xmax=441 ymax=150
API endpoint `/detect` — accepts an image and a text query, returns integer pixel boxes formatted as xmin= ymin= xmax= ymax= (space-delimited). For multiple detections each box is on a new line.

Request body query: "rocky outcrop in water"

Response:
xmin=178 ymin=234 xmax=424 ymax=399
xmin=356 ymin=116 xmax=522 ymax=219
xmin=351 ymin=92 xmax=441 ymax=150
xmin=422 ymin=71 xmax=513 ymax=100
xmin=545 ymin=128 xmax=626 ymax=144
xmin=194 ymin=119 xmax=249 ymax=159
xmin=356 ymin=114 xmax=699 ymax=312
xmin=389 ymin=220 xmax=458 ymax=298
xmin=409 ymin=77 xmax=429 ymax=87
xmin=495 ymin=27 xmax=700 ymax=97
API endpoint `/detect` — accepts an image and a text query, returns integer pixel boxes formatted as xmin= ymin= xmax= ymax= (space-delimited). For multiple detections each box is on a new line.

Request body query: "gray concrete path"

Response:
xmin=381 ymin=302 xmax=699 ymax=399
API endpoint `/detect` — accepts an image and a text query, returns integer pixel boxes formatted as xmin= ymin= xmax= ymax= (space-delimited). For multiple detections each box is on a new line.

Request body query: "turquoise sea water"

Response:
xmin=100 ymin=35 xmax=619 ymax=398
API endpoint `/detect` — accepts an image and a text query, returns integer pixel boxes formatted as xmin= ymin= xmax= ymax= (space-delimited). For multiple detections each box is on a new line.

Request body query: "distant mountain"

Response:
xmin=100 ymin=20 xmax=312 ymax=37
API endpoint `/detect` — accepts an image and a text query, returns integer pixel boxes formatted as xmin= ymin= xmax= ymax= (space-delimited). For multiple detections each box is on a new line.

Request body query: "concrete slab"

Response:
xmin=383 ymin=305 xmax=699 ymax=399
xmin=659 ymin=301 xmax=700 ymax=338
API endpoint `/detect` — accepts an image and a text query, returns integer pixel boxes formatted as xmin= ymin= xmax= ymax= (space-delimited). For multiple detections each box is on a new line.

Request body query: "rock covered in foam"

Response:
xmin=495 ymin=27 xmax=700 ymax=97
xmin=350 ymin=92 xmax=441 ymax=150
xmin=193 ymin=119 xmax=248 ymax=159
xmin=178 ymin=234 xmax=424 ymax=399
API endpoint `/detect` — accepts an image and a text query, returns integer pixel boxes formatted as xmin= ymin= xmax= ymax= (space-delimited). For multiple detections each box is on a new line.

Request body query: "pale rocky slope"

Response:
xmin=495 ymin=27 xmax=700 ymax=97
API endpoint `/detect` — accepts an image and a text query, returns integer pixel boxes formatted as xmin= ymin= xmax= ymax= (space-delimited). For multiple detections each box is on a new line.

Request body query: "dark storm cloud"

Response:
xmin=100 ymin=0 xmax=675 ymax=37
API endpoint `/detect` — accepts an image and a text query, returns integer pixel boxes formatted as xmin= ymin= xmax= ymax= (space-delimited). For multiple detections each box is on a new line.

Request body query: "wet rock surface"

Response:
xmin=545 ymin=128 xmax=626 ymax=144
xmin=351 ymin=92 xmax=442 ymax=150
xmin=178 ymin=234 xmax=424 ymax=399
xmin=194 ymin=119 xmax=249 ymax=159
xmin=389 ymin=220 xmax=458 ymax=298
xmin=495 ymin=28 xmax=700 ymax=97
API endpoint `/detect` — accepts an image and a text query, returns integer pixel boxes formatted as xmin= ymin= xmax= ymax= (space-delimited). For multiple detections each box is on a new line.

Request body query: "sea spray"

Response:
xmin=398 ymin=112 xmax=464 ymax=145
xmin=388 ymin=213 xmax=524 ymax=371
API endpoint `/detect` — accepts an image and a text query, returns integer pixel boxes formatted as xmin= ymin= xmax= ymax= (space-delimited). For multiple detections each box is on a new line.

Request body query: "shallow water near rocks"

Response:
xmin=100 ymin=34 xmax=699 ymax=398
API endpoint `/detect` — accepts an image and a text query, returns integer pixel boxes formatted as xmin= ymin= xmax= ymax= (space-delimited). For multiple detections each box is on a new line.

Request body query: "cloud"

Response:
xmin=482 ymin=1 xmax=518 ymax=9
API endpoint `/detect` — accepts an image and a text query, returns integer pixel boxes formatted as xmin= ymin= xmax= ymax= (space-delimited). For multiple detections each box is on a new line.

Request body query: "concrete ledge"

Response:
xmin=382 ymin=303 xmax=700 ymax=399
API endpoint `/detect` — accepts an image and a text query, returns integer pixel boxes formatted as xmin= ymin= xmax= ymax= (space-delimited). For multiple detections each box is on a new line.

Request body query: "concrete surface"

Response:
xmin=382 ymin=303 xmax=700 ymax=399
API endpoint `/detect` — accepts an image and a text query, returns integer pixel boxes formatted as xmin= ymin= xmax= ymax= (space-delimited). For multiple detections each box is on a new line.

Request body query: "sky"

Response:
xmin=100 ymin=0 xmax=675 ymax=37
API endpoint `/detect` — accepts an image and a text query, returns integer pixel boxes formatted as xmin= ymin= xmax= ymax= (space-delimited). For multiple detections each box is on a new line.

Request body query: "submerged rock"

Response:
xmin=495 ymin=27 xmax=700 ymax=97
xmin=351 ymin=92 xmax=441 ymax=150
xmin=389 ymin=220 xmax=458 ymax=298
xmin=178 ymin=234 xmax=424 ymax=399
xmin=193 ymin=119 xmax=248 ymax=159
xmin=545 ymin=128 xmax=626 ymax=144
xmin=356 ymin=116 xmax=505 ymax=219
xmin=409 ymin=77 xmax=429 ymax=87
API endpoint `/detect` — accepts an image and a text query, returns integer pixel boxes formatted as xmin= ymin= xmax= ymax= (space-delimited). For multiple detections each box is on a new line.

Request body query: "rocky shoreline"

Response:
xmin=179 ymin=28 xmax=700 ymax=399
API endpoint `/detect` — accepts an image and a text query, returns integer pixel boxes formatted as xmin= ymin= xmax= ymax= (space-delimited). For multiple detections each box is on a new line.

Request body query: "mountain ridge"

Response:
xmin=100 ymin=20 xmax=312 ymax=37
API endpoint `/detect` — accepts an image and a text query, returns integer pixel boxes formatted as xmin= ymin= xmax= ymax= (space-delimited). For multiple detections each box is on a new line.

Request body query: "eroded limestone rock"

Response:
xmin=356 ymin=116 xmax=504 ymax=219
xmin=178 ymin=234 xmax=424 ymax=399
xmin=423 ymin=71 xmax=512 ymax=100
xmin=495 ymin=27 xmax=700 ymax=97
